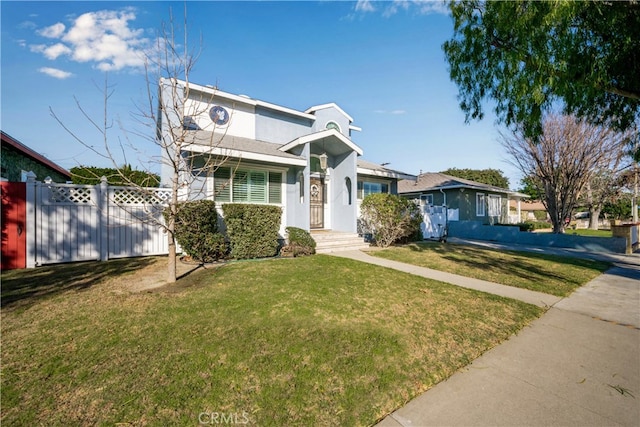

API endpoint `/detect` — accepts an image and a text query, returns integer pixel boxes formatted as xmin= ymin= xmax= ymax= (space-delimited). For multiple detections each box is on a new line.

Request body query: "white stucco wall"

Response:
xmin=184 ymin=95 xmax=257 ymax=139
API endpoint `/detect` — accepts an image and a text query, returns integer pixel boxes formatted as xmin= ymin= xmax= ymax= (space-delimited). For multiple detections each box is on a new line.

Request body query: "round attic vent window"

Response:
xmin=209 ymin=106 xmax=230 ymax=126
xmin=325 ymin=121 xmax=341 ymax=132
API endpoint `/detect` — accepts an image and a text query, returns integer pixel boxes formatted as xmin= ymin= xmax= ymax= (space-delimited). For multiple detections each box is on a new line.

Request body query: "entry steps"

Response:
xmin=310 ymin=230 xmax=371 ymax=254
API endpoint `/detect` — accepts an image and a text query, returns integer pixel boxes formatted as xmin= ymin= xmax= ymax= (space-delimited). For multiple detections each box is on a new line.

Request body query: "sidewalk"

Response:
xmin=331 ymin=245 xmax=640 ymax=426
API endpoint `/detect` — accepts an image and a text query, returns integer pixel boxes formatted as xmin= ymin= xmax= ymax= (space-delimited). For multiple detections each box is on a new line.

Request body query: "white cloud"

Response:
xmin=33 ymin=43 xmax=72 ymax=60
xmin=356 ymin=0 xmax=449 ymax=18
xmin=19 ymin=20 xmax=37 ymax=30
xmin=31 ymin=8 xmax=149 ymax=72
xmin=38 ymin=67 xmax=73 ymax=79
xmin=355 ymin=0 xmax=376 ymax=13
xmin=38 ymin=22 xmax=66 ymax=38
xmin=414 ymin=0 xmax=449 ymax=16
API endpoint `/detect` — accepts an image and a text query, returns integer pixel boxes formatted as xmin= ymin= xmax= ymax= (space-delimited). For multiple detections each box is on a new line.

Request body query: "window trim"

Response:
xmin=357 ymin=179 xmax=390 ymax=200
xmin=488 ymin=194 xmax=502 ymax=217
xmin=476 ymin=193 xmax=486 ymax=216
xmin=420 ymin=194 xmax=434 ymax=205
xmin=213 ymin=166 xmax=284 ymax=205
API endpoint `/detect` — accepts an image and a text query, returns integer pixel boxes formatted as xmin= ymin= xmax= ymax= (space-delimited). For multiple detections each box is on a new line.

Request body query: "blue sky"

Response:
xmin=1 ymin=1 xmax=521 ymax=188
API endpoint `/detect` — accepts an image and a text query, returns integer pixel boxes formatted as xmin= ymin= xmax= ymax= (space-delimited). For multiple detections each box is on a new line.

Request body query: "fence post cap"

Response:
xmin=26 ymin=171 xmax=37 ymax=182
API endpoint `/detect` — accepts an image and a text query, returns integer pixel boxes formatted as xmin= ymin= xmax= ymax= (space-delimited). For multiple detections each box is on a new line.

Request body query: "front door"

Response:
xmin=310 ymin=177 xmax=324 ymax=229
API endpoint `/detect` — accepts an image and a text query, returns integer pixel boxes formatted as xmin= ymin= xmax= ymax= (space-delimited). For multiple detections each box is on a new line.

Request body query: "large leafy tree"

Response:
xmin=440 ymin=167 xmax=509 ymax=189
xmin=443 ymin=1 xmax=640 ymax=140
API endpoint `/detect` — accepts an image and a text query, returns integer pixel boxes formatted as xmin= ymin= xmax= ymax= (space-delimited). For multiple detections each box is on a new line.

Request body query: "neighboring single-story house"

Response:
xmin=1 ymin=131 xmax=71 ymax=182
xmin=399 ymin=172 xmax=528 ymax=238
xmin=509 ymin=199 xmax=549 ymax=222
xmin=158 ymin=78 xmax=413 ymax=236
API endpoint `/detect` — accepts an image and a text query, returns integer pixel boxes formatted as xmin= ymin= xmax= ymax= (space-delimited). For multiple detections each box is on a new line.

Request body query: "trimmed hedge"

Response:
xmin=497 ymin=221 xmax=551 ymax=232
xmin=222 ymin=204 xmax=282 ymax=259
xmin=283 ymin=226 xmax=316 ymax=256
xmin=171 ymin=200 xmax=227 ymax=263
xmin=70 ymin=165 xmax=160 ymax=187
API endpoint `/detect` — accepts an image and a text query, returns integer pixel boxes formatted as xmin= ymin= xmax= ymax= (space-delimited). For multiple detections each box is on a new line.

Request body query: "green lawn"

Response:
xmin=567 ymin=228 xmax=613 ymax=238
xmin=369 ymin=242 xmax=610 ymax=297
xmin=1 ymin=255 xmax=541 ymax=426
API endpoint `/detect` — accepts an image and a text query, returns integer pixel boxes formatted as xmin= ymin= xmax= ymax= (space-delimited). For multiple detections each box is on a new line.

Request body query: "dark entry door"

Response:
xmin=1 ymin=182 xmax=27 ymax=270
xmin=310 ymin=177 xmax=324 ymax=229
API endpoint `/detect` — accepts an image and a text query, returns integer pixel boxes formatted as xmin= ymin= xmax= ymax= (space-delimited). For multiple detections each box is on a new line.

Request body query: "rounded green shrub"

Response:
xmin=360 ymin=193 xmax=422 ymax=247
xmin=284 ymin=227 xmax=316 ymax=256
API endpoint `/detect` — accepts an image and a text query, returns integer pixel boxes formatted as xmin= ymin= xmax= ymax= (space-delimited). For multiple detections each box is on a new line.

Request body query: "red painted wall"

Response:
xmin=1 ymin=182 xmax=26 ymax=270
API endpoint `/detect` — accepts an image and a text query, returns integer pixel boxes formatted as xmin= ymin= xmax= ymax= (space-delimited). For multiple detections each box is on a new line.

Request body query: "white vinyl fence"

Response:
xmin=26 ymin=175 xmax=172 ymax=267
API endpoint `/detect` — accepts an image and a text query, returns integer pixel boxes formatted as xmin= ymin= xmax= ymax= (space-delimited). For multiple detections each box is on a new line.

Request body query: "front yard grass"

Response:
xmin=369 ymin=241 xmax=610 ymax=297
xmin=567 ymin=228 xmax=613 ymax=238
xmin=2 ymin=255 xmax=541 ymax=426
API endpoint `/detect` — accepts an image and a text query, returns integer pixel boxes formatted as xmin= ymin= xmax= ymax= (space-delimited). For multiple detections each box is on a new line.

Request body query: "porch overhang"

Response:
xmin=279 ymin=129 xmax=364 ymax=157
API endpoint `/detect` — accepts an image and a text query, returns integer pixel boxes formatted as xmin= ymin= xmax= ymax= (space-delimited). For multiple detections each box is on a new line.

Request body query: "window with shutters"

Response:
xmin=213 ymin=167 xmax=282 ymax=204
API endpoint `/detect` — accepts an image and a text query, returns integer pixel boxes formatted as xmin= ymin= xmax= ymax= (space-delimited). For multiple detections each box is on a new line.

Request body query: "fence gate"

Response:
xmin=1 ymin=182 xmax=27 ymax=270
xmin=107 ymin=186 xmax=171 ymax=259
xmin=422 ymin=205 xmax=447 ymax=240
xmin=34 ymin=182 xmax=100 ymax=265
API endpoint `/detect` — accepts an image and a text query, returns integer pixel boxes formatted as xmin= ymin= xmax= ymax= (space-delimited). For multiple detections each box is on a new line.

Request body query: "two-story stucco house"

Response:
xmin=158 ymin=78 xmax=413 ymax=244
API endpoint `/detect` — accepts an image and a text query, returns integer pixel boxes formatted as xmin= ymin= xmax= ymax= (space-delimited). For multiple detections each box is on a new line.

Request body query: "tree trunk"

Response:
xmin=167 ymin=237 xmax=177 ymax=283
xmin=588 ymin=208 xmax=601 ymax=230
xmin=552 ymin=220 xmax=565 ymax=234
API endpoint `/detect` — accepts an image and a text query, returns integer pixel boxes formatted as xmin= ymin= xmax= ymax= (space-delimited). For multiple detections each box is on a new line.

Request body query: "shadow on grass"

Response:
xmin=1 ymin=257 xmax=157 ymax=310
xmin=407 ymin=241 xmax=610 ymax=290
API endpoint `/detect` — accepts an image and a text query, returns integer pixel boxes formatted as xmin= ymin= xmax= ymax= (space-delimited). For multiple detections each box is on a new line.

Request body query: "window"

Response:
xmin=298 ymin=172 xmax=304 ymax=204
xmin=476 ymin=193 xmax=486 ymax=216
xmin=326 ymin=121 xmax=341 ymax=133
xmin=345 ymin=177 xmax=352 ymax=205
xmin=268 ymin=172 xmax=282 ymax=204
xmin=357 ymin=180 xmax=389 ymax=199
xmin=182 ymin=115 xmax=200 ymax=130
xmin=214 ymin=167 xmax=231 ymax=202
xmin=213 ymin=167 xmax=282 ymax=204
xmin=488 ymin=195 xmax=501 ymax=217
xmin=310 ymin=156 xmax=322 ymax=173
xmin=420 ymin=194 xmax=434 ymax=205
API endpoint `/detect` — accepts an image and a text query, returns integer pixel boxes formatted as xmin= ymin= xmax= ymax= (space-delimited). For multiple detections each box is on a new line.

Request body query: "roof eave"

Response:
xmin=357 ymin=167 xmax=415 ymax=180
xmin=185 ymin=143 xmax=306 ymax=167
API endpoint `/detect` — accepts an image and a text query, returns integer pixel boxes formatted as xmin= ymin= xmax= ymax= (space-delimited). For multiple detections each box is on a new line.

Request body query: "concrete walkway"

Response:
xmin=331 ymin=244 xmax=640 ymax=426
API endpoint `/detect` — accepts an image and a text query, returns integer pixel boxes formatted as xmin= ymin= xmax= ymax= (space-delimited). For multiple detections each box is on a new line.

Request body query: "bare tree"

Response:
xmin=51 ymin=6 xmax=232 ymax=283
xmin=580 ymin=168 xmax=625 ymax=230
xmin=501 ymin=114 xmax=628 ymax=233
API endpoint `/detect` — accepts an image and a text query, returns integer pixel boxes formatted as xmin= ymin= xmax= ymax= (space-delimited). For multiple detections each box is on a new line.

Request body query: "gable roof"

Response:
xmin=280 ymin=129 xmax=363 ymax=156
xmin=304 ymin=103 xmax=354 ymax=123
xmin=399 ymin=172 xmax=525 ymax=197
xmin=1 ymin=131 xmax=71 ymax=179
